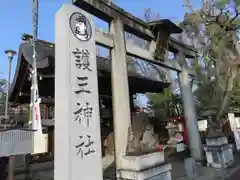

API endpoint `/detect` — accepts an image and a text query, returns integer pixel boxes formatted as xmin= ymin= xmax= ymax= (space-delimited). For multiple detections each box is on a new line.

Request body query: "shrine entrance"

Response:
xmin=7 ymin=1 xmax=203 ymax=180
xmin=54 ymin=1 xmax=202 ymax=180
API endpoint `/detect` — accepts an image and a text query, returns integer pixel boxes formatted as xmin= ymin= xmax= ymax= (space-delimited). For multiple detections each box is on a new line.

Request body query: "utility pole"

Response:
xmin=26 ymin=1 xmax=39 ymax=179
xmin=30 ymin=0 xmax=39 ymax=131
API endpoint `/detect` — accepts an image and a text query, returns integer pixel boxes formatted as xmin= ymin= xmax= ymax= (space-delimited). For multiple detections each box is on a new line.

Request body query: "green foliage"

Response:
xmin=0 ymin=78 xmax=6 ymax=111
xmin=215 ymin=0 xmax=240 ymax=9
xmin=147 ymin=88 xmax=183 ymax=119
xmin=183 ymin=0 xmax=240 ymax=121
xmin=215 ymin=0 xmax=230 ymax=8
xmin=0 ymin=79 xmax=6 ymax=94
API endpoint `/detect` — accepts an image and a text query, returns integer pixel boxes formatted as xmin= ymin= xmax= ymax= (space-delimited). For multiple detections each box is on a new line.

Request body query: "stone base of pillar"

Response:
xmin=204 ymin=136 xmax=234 ymax=168
xmin=119 ymin=152 xmax=172 ymax=180
xmin=233 ymin=131 xmax=240 ymax=151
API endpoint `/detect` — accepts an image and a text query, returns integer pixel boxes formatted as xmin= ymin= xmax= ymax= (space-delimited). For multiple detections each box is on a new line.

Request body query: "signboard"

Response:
xmin=55 ymin=4 xmax=103 ymax=180
xmin=198 ymin=119 xmax=208 ymax=132
xmin=0 ymin=130 xmax=34 ymax=157
xmin=228 ymin=113 xmax=237 ymax=131
xmin=235 ymin=117 xmax=240 ymax=129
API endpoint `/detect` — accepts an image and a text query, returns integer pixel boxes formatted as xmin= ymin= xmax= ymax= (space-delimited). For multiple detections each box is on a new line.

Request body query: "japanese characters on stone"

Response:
xmin=74 ymin=102 xmax=93 ymax=128
xmin=75 ymin=76 xmax=91 ymax=94
xmin=74 ymin=134 xmax=95 ymax=159
xmin=72 ymin=48 xmax=92 ymax=71
xmin=70 ymin=12 xmax=96 ymax=158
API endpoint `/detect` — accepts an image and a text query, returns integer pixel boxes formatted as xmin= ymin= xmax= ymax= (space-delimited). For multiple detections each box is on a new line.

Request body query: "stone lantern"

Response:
xmin=203 ymin=112 xmax=234 ymax=168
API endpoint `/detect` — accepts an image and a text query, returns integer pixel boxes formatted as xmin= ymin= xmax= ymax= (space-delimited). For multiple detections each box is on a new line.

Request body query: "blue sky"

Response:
xmin=0 ymin=0 xmax=200 ymax=81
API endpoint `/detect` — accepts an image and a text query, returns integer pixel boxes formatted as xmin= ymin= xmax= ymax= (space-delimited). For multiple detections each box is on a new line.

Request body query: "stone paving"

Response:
xmin=229 ymin=170 xmax=239 ymax=180
xmin=172 ymin=161 xmax=218 ymax=180
xmin=171 ymin=152 xmax=240 ymax=180
xmin=12 ymin=152 xmax=240 ymax=180
xmin=227 ymin=153 xmax=240 ymax=180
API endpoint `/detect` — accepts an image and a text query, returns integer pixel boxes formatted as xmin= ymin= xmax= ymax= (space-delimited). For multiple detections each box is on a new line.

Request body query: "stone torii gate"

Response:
xmin=55 ymin=1 xmax=203 ymax=180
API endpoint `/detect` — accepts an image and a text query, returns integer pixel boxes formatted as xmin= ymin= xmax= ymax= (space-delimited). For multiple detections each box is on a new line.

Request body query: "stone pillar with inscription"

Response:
xmin=55 ymin=4 xmax=103 ymax=180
